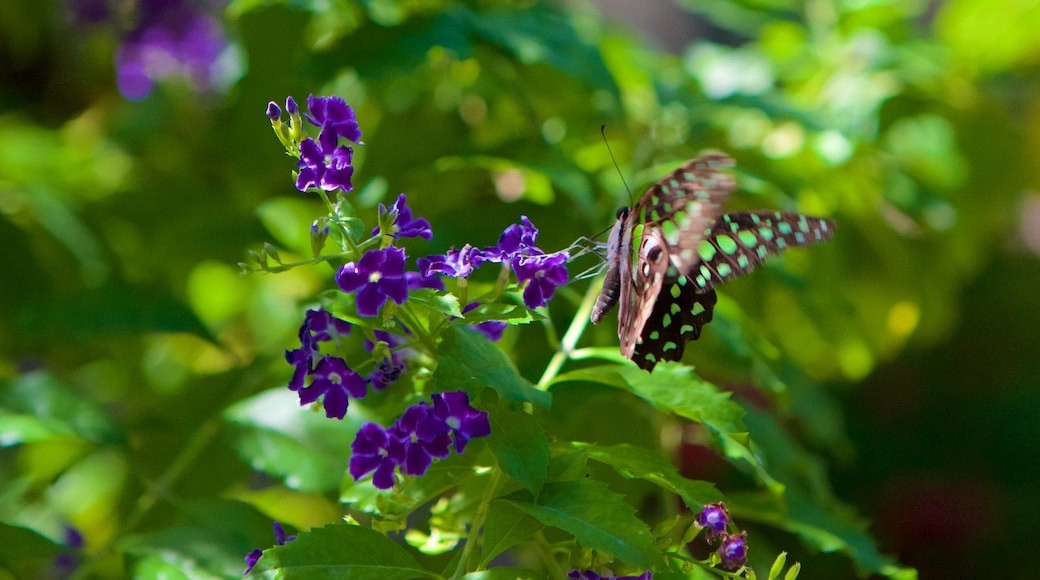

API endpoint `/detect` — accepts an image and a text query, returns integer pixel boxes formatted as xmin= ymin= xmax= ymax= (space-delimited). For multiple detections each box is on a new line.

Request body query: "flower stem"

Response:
xmin=536 ymin=277 xmax=600 ymax=388
xmin=451 ymin=466 xmax=502 ymax=579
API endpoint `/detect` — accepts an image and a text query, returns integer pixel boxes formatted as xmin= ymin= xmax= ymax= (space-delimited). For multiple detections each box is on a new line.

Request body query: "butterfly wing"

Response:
xmin=688 ymin=211 xmax=837 ymax=291
xmin=617 ymin=154 xmax=735 ymax=361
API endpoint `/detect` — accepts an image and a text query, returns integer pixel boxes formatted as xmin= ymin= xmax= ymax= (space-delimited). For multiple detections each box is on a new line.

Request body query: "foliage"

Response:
xmin=2 ymin=0 xmax=1039 ymax=578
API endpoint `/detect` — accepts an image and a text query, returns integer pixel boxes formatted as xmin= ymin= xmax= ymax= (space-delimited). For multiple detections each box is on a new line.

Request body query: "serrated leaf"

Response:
xmin=577 ymin=442 xmax=724 ymax=507
xmin=480 ymin=501 xmax=545 ymax=568
xmin=434 ymin=326 xmax=551 ymax=409
xmin=249 ymin=523 xmax=435 ymax=579
xmin=553 ymin=364 xmax=784 ymax=492
xmin=499 ymin=481 xmax=664 ymax=570
xmin=552 ymin=364 xmax=745 ymax=433
xmin=408 ymin=288 xmax=464 ymax=318
xmin=486 ymin=408 xmax=548 ymax=496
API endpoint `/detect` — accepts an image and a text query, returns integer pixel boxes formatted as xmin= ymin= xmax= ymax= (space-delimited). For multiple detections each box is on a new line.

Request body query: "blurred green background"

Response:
xmin=2 ymin=0 xmax=1039 ymax=578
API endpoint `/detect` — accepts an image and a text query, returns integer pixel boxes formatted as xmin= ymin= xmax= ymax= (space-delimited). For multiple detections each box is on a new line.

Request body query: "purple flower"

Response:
xmin=115 ymin=2 xmax=229 ymax=100
xmin=272 ymin=522 xmax=296 ymax=545
xmin=336 ymin=247 xmax=409 ymax=317
xmin=418 ymin=245 xmax=486 ymax=279
xmin=513 ymin=252 xmax=569 ymax=310
xmin=304 ymin=94 xmax=363 ymax=150
xmin=373 ymin=194 xmax=433 ymax=240
xmin=286 ymin=96 xmax=299 ymax=115
xmin=296 ymin=138 xmax=355 ymax=193
xmin=406 ymin=271 xmax=445 ymax=291
xmin=431 ymin=391 xmax=491 ymax=454
xmin=284 ymin=309 xmax=351 ymax=392
xmin=391 ymin=403 xmax=452 ymax=476
xmin=305 ymin=308 xmax=353 ymax=342
xmin=717 ymin=531 xmax=748 ymax=572
xmin=243 ymin=549 xmax=262 ymax=576
xmin=350 ymin=423 xmax=407 ymax=490
xmin=494 ymin=215 xmax=542 ymax=259
xmin=363 ymin=330 xmax=408 ymax=391
xmin=298 ymin=356 xmax=368 ymax=420
xmin=463 ymin=302 xmax=507 ymax=342
xmin=243 ymin=521 xmax=296 ymax=576
xmin=697 ymin=501 xmax=730 ymax=542
xmin=266 ymin=101 xmax=281 ymax=121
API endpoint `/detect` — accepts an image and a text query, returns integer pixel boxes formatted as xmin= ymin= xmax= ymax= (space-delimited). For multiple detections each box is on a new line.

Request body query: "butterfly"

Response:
xmin=590 ymin=153 xmax=835 ymax=371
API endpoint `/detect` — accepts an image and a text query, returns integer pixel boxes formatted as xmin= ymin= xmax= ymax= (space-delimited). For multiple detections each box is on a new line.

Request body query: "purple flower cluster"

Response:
xmin=349 ymin=391 xmax=490 ymax=489
xmin=567 ymin=571 xmax=652 ymax=580
xmin=114 ymin=0 xmax=229 ymax=100
xmin=243 ymin=522 xmax=296 ymax=576
xmin=267 ymin=95 xmax=363 ymax=194
xmin=285 ymin=310 xmax=406 ymax=419
xmin=418 ymin=216 xmax=569 ymax=310
xmin=696 ymin=502 xmax=748 ymax=572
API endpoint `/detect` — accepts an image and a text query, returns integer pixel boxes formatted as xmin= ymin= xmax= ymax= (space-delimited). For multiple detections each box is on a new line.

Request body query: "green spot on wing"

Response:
xmin=716 ymin=263 xmax=732 ymax=277
xmin=716 ymin=235 xmax=738 ymax=255
xmin=698 ymin=241 xmax=717 ymax=262
xmin=737 ymin=230 xmax=758 ymax=248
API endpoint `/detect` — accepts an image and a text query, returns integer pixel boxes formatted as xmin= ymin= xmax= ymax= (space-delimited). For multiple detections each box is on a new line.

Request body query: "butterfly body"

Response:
xmin=592 ymin=153 xmax=835 ymax=371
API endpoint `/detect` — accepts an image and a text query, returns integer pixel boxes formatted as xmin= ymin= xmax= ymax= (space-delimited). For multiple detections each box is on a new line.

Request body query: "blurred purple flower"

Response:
xmin=242 ymin=521 xmax=296 ymax=576
xmin=697 ymin=501 xmax=730 ymax=543
xmin=296 ymin=138 xmax=355 ymax=193
xmin=336 ymin=247 xmax=409 ymax=317
xmin=717 ymin=531 xmax=748 ymax=572
xmin=115 ymin=1 xmax=229 ymax=100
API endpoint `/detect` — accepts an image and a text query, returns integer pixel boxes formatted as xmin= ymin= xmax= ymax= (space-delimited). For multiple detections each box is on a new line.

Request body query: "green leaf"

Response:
xmin=463 ymin=568 xmax=542 ymax=580
xmin=485 ymin=408 xmax=549 ymax=496
xmin=553 ymin=364 xmax=784 ymax=492
xmin=120 ymin=500 xmax=273 ymax=579
xmin=0 ymin=523 xmax=64 ymax=575
xmin=249 ymin=523 xmax=436 ymax=579
xmin=408 ymin=288 xmax=463 ymax=318
xmin=499 ymin=480 xmax=664 ymax=570
xmin=578 ymin=442 xmax=725 ymax=507
xmin=225 ymin=388 xmax=367 ymax=492
xmin=480 ymin=501 xmax=544 ymax=568
xmin=434 ymin=326 xmax=551 ymax=409
xmin=460 ymin=302 xmax=538 ymax=325
xmin=0 ymin=371 xmax=120 ymax=445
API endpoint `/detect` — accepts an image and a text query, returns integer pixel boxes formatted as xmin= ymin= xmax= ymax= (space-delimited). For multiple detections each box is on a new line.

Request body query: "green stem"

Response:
xmin=451 ymin=467 xmax=503 ymax=579
xmin=536 ymin=278 xmax=601 ymax=388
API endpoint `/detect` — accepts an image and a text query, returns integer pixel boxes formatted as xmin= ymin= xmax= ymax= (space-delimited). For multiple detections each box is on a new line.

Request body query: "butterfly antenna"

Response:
xmin=601 ymin=124 xmax=633 ymax=207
